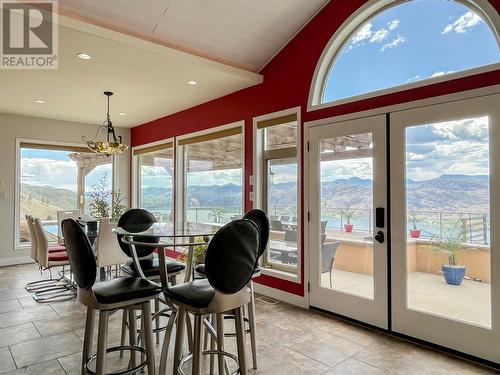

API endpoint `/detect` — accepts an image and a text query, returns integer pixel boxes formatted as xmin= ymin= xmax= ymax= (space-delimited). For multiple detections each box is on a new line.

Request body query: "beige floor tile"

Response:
xmin=5 ymin=360 xmax=65 ymax=375
xmin=0 ymin=323 xmax=40 ymax=348
xmin=0 ymin=305 xmax=58 ymax=328
xmin=0 ymin=347 xmax=16 ymax=374
xmin=324 ymin=358 xmax=387 ymax=374
xmin=10 ymin=332 xmax=82 ymax=368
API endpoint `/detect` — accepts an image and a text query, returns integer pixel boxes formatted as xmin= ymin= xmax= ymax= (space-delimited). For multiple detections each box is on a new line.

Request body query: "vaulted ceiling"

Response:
xmin=59 ymin=0 xmax=330 ymax=72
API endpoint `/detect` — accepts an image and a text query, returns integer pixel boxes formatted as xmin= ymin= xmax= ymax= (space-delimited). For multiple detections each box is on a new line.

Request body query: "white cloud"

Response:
xmin=349 ymin=22 xmax=391 ymax=46
xmin=387 ymin=19 xmax=400 ymax=31
xmin=21 ymin=158 xmax=78 ymax=191
xmin=406 ymin=75 xmax=421 ymax=83
xmin=370 ymin=28 xmax=389 ymax=43
xmin=442 ymin=11 xmax=482 ymax=34
xmin=351 ymin=23 xmax=374 ymax=44
xmin=430 ymin=70 xmax=455 ymax=78
xmin=380 ymin=35 xmax=406 ymax=51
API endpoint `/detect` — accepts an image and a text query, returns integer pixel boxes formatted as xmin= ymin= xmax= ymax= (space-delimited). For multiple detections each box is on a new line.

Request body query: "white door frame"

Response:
xmin=306 ymin=114 xmax=388 ymax=329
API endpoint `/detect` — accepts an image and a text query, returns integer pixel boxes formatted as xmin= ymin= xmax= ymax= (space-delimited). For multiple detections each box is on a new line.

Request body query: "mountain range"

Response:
xmin=20 ymin=174 xmax=490 ymax=220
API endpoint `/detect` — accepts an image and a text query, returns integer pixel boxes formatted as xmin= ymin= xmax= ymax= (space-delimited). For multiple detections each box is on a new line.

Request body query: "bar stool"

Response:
xmin=62 ymin=218 xmax=160 ymax=375
xmin=116 ymin=209 xmax=186 ymax=351
xmin=195 ymin=209 xmax=269 ymax=370
xmin=165 ymin=219 xmax=260 ymax=375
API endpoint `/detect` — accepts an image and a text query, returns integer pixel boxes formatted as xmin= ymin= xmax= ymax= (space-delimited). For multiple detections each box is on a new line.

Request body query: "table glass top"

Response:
xmin=114 ymin=221 xmax=220 ymax=238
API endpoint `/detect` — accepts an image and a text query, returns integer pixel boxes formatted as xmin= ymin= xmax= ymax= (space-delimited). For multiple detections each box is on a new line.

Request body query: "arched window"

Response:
xmin=311 ymin=0 xmax=500 ymax=107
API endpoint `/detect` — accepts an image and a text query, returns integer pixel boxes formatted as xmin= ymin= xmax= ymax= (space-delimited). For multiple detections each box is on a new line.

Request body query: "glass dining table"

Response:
xmin=114 ymin=222 xmax=220 ymax=286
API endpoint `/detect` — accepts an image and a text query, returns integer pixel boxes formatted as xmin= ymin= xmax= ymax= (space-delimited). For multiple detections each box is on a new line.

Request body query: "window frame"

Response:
xmin=307 ymin=0 xmax=500 ymax=112
xmin=14 ymin=138 xmax=116 ymax=250
xmin=175 ymin=121 xmax=246 ymax=226
xmin=253 ymin=107 xmax=302 ymax=283
xmin=131 ymin=138 xmax=175 ymax=212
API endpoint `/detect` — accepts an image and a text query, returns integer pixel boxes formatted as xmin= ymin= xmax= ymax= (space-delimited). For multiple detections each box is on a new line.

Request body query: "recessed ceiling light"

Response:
xmin=187 ymin=80 xmax=198 ymax=85
xmin=119 ymin=112 xmax=126 ymax=116
xmin=34 ymin=99 xmax=45 ymax=103
xmin=77 ymin=53 xmax=91 ymax=60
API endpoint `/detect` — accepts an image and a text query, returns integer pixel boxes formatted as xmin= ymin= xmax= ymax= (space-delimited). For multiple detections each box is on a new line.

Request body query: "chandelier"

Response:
xmin=82 ymin=91 xmax=129 ymax=156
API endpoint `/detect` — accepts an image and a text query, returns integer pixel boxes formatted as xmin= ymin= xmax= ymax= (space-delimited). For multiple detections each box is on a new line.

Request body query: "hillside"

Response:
xmin=21 ymin=174 xmax=490 ymax=219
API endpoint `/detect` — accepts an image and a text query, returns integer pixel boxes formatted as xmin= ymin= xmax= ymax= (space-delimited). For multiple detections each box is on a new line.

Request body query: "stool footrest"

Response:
xmin=85 ymin=345 xmax=147 ymax=375
xmin=178 ymin=349 xmax=240 ymax=375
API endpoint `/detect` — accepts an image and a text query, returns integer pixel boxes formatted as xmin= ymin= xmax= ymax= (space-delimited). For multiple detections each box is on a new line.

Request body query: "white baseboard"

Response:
xmin=0 ymin=256 xmax=34 ymax=267
xmin=253 ymin=283 xmax=308 ymax=308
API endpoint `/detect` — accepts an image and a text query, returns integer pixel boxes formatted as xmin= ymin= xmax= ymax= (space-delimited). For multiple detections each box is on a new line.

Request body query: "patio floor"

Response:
xmin=321 ymin=270 xmax=491 ymax=328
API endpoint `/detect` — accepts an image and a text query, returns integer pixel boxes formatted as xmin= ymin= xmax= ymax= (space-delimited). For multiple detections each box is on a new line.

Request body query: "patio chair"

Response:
xmin=270 ymin=215 xmax=278 ymax=221
xmin=284 ymin=229 xmax=297 ymax=244
xmin=270 ymin=219 xmax=284 ymax=231
xmin=321 ymin=220 xmax=328 ymax=233
xmin=322 ymin=241 xmax=340 ymax=288
xmin=280 ymin=215 xmax=290 ymax=222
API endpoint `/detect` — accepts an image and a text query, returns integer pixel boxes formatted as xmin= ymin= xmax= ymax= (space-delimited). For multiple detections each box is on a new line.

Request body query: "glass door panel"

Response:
xmin=320 ymin=133 xmax=374 ymax=300
xmin=391 ymin=94 xmax=500 ymax=363
xmin=308 ymin=115 xmax=388 ymax=328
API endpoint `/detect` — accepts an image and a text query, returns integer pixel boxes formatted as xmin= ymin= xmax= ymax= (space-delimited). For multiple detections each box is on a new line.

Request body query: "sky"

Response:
xmin=324 ymin=0 xmax=500 ymax=102
xmin=21 ymin=149 xmax=112 ymax=191
xmin=20 ymin=0 xmax=498 ymax=192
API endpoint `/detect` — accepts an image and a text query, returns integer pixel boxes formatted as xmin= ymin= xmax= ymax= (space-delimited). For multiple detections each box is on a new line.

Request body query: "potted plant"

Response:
xmin=428 ymin=218 xmax=475 ymax=285
xmin=408 ymin=212 xmax=421 ymax=238
xmin=177 ymin=238 xmax=208 ymax=266
xmin=342 ymin=204 xmax=354 ymax=232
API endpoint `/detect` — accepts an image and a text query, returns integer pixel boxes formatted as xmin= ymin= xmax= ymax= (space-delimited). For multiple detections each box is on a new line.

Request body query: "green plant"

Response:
xmin=342 ymin=203 xmax=354 ymax=225
xmin=408 ymin=212 xmax=420 ymax=230
xmin=428 ymin=217 xmax=474 ymax=266
xmin=208 ymin=207 xmax=225 ymax=223
xmin=88 ymin=173 xmax=128 ymax=222
xmin=177 ymin=238 xmax=208 ymax=264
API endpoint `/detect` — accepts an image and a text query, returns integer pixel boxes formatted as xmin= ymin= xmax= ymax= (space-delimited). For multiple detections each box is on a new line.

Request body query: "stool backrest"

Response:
xmin=205 ymin=219 xmax=259 ymax=294
xmin=243 ymin=209 xmax=269 ymax=258
xmin=62 ymin=218 xmax=96 ymax=290
xmin=117 ymin=209 xmax=159 ymax=258
xmin=25 ymin=215 xmax=37 ymax=262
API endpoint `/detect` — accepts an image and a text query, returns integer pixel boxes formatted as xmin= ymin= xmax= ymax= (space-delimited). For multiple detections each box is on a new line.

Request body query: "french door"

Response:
xmin=391 ymin=94 xmax=500 ymax=363
xmin=307 ymin=115 xmax=388 ymax=329
xmin=307 ymin=93 xmax=500 ymax=363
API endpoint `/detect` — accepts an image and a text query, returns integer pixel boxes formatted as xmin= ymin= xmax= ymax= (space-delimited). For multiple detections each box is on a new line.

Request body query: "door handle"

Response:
xmin=374 ymin=231 xmax=384 ymax=244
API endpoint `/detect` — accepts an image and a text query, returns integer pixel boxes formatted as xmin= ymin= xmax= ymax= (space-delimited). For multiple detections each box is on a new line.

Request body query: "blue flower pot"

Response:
xmin=442 ymin=265 xmax=466 ymax=285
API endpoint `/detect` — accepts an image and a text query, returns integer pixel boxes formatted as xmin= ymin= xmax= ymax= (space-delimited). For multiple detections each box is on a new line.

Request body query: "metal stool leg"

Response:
xmin=234 ymin=307 xmax=247 ymax=375
xmin=128 ymin=309 xmax=138 ymax=373
xmin=248 ymin=282 xmax=258 ymax=369
xmin=155 ymin=298 xmax=161 ymax=344
xmin=120 ymin=311 xmax=128 ymax=358
xmin=141 ymin=302 xmax=156 ymax=375
xmin=81 ymin=307 xmax=95 ymax=375
xmin=192 ymin=315 xmax=203 ymax=375
xmin=173 ymin=306 xmax=186 ymax=375
xmin=215 ymin=314 xmax=226 ymax=375
xmin=186 ymin=313 xmax=194 ymax=353
xmin=159 ymin=307 xmax=177 ymax=374
xmin=96 ymin=310 xmax=110 ymax=375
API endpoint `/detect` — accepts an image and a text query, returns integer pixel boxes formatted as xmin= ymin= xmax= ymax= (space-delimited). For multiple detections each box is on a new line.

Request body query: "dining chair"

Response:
xmin=62 ymin=218 xmax=160 ymax=375
xmin=31 ymin=218 xmax=76 ymax=302
xmin=95 ymin=218 xmax=129 ymax=279
xmin=166 ymin=218 xmax=260 ymax=375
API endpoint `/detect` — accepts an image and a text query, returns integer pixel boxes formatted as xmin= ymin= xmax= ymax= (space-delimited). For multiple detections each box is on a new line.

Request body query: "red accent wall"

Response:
xmin=132 ymin=0 xmax=500 ymax=297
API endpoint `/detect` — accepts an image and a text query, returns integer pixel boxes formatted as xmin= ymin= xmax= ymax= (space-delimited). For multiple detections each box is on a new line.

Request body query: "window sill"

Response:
xmin=260 ymin=267 xmax=301 ymax=283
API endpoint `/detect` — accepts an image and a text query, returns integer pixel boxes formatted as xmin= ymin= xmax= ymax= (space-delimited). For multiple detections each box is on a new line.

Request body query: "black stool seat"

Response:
xmin=93 ymin=277 xmax=161 ymax=304
xmin=122 ymin=257 xmax=185 ymax=278
xmin=164 ymin=279 xmax=215 ymax=309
